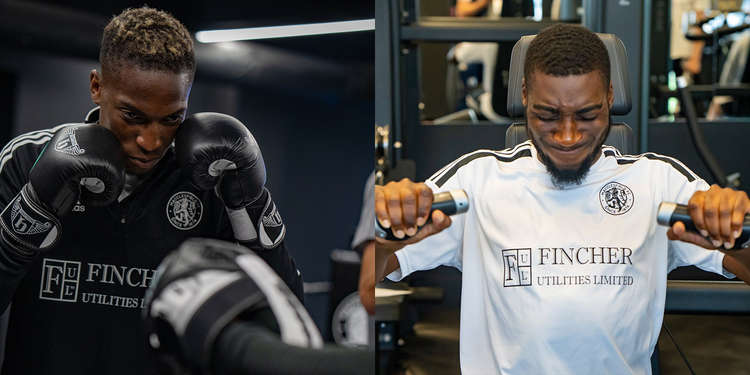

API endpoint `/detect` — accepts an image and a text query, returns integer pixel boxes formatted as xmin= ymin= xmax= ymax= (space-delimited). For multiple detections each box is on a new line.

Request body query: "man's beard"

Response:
xmin=527 ymin=117 xmax=611 ymax=189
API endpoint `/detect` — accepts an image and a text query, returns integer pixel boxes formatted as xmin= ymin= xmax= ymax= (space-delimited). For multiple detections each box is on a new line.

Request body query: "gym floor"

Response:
xmin=658 ymin=314 xmax=750 ymax=374
xmin=391 ymin=309 xmax=750 ymax=374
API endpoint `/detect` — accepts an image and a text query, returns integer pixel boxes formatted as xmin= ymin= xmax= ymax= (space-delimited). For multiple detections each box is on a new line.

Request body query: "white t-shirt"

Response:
xmin=388 ymin=141 xmax=733 ymax=375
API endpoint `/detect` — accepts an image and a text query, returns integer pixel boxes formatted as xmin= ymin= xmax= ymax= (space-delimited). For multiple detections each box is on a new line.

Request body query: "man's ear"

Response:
xmin=607 ymin=81 xmax=614 ymax=108
xmin=521 ymin=77 xmax=527 ymax=107
xmin=90 ymin=69 xmax=102 ymax=105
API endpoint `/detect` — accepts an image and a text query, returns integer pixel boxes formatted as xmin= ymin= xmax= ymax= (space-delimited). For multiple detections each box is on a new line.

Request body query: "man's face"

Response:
xmin=90 ymin=65 xmax=192 ymax=175
xmin=522 ymin=70 xmax=614 ymax=188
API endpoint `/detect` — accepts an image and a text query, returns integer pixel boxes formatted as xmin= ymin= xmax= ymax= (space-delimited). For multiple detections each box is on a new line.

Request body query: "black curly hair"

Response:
xmin=524 ymin=24 xmax=610 ymax=91
xmin=99 ymin=6 xmax=195 ymax=78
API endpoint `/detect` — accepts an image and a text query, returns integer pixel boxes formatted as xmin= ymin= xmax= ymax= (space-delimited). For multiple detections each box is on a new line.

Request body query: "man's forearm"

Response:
xmin=358 ymin=241 xmax=375 ymax=315
xmin=375 ymin=244 xmax=402 ymax=282
xmin=246 ymin=240 xmax=304 ymax=302
xmin=225 ymin=187 xmax=302 ymax=301
xmin=722 ymin=249 xmax=750 ymax=285
xmin=213 ymin=320 xmax=373 ymax=375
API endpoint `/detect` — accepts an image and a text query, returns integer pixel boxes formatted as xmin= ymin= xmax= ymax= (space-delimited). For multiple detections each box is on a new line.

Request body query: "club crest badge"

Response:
xmin=166 ymin=192 xmax=203 ymax=230
xmin=54 ymin=127 xmax=85 ymax=156
xmin=599 ymin=182 xmax=634 ymax=215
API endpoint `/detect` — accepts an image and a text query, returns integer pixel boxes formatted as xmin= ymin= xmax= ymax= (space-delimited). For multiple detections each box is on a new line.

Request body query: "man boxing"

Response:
xmin=143 ymin=238 xmax=372 ymax=375
xmin=0 ymin=7 xmax=302 ymax=374
xmin=374 ymin=24 xmax=750 ymax=374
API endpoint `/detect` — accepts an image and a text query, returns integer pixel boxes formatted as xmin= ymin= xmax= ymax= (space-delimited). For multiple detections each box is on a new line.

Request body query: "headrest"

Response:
xmin=506 ymin=33 xmax=632 ymax=117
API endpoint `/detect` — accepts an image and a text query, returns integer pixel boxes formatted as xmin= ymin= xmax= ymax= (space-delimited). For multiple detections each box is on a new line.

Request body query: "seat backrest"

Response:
xmin=504 ymin=32 xmax=635 ymax=154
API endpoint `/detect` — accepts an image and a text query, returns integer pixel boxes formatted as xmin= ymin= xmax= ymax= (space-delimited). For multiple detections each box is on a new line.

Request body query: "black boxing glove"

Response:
xmin=0 ymin=124 xmax=125 ymax=254
xmin=175 ymin=113 xmax=285 ymax=249
xmin=175 ymin=112 xmax=265 ymax=207
xmin=143 ymin=238 xmax=322 ymax=375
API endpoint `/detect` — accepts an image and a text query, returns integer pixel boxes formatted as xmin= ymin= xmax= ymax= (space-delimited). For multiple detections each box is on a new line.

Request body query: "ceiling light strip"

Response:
xmin=196 ymin=19 xmax=375 ymax=43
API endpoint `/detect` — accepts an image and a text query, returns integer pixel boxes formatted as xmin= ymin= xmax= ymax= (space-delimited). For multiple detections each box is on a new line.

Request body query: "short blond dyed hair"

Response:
xmin=99 ymin=6 xmax=195 ymax=77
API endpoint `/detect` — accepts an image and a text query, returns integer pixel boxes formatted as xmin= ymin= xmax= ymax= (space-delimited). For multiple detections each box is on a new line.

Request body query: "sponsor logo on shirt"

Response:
xmin=39 ymin=257 xmax=156 ymax=309
xmin=500 ymin=247 xmax=635 ymax=288
xmin=166 ymin=191 xmax=203 ymax=230
xmin=54 ymin=127 xmax=85 ymax=156
xmin=599 ymin=182 xmax=634 ymax=215
xmin=39 ymin=258 xmax=81 ymax=302
xmin=502 ymin=248 xmax=532 ymax=287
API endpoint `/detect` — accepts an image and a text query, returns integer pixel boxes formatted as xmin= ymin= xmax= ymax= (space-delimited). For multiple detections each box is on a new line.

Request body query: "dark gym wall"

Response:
xmin=0 ymin=49 xmax=244 ymax=134
xmin=0 ymin=70 xmax=15 ymax=147
xmin=0 ymin=50 xmax=93 ymax=133
xmin=0 ymin=45 xmax=373 ymax=338
xmin=236 ymin=81 xmax=373 ymax=339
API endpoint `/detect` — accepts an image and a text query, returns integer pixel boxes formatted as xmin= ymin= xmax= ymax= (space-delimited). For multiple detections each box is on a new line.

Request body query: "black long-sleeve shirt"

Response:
xmin=0 ymin=110 xmax=303 ymax=374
